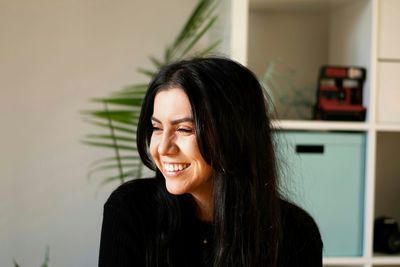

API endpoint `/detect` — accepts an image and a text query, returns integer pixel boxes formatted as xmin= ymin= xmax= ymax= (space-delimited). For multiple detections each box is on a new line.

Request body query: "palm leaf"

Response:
xmin=13 ymin=247 xmax=49 ymax=267
xmin=88 ymin=163 xmax=141 ymax=180
xmin=114 ymin=84 xmax=149 ymax=95
xmin=197 ymin=39 xmax=221 ymax=57
xmin=164 ymin=0 xmax=219 ymax=63
xmin=136 ymin=68 xmax=156 ymax=78
xmin=90 ymin=98 xmax=144 ymax=107
xmin=40 ymin=247 xmax=49 ymax=267
xmin=82 ymin=111 xmax=138 ymax=125
xmin=84 ymin=134 xmax=135 ymax=142
xmin=99 ymin=169 xmax=141 ymax=186
xmin=89 ymin=156 xmax=140 ymax=168
xmin=180 ymin=16 xmax=218 ymax=57
xmin=148 ymin=56 xmax=163 ymax=69
xmin=82 ymin=119 xmax=136 ymax=134
xmin=81 ymin=0 xmax=220 ymax=186
xmin=81 ymin=141 xmax=136 ymax=151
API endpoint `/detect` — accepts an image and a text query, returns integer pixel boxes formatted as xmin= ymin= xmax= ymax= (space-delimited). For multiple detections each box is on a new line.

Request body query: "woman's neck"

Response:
xmin=192 ymin=192 xmax=213 ymax=222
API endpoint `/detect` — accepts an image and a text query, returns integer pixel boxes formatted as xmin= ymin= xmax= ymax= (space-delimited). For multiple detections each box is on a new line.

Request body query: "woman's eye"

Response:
xmin=151 ymin=126 xmax=162 ymax=132
xmin=177 ymin=128 xmax=194 ymax=134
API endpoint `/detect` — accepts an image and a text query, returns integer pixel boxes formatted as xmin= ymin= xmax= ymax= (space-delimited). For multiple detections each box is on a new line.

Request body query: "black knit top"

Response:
xmin=99 ymin=178 xmax=323 ymax=267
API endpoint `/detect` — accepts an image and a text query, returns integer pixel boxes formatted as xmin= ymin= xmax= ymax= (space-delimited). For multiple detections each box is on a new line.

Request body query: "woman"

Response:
xmin=99 ymin=57 xmax=322 ymax=266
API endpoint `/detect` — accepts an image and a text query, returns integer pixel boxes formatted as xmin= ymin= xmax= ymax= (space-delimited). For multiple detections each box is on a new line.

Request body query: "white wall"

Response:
xmin=0 ymin=0 xmax=197 ymax=266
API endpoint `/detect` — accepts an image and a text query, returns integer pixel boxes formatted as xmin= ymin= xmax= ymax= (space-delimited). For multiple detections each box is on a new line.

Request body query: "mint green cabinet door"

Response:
xmin=276 ymin=131 xmax=366 ymax=256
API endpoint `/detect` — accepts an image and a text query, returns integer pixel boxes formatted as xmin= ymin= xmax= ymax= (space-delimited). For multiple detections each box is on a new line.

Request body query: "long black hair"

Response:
xmin=137 ymin=57 xmax=282 ymax=266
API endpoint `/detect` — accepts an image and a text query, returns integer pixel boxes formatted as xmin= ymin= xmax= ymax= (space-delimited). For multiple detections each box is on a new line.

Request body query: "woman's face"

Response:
xmin=150 ymin=87 xmax=213 ymax=199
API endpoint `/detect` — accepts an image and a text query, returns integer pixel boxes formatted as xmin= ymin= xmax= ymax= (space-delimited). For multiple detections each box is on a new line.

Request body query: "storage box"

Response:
xmin=275 ymin=131 xmax=366 ymax=256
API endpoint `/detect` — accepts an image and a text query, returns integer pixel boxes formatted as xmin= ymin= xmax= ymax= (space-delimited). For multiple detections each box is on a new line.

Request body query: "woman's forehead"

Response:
xmin=152 ymin=87 xmax=193 ymax=120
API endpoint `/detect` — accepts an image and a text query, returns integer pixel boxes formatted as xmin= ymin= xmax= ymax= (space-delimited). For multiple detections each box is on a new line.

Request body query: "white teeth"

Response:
xmin=164 ymin=163 xmax=189 ymax=172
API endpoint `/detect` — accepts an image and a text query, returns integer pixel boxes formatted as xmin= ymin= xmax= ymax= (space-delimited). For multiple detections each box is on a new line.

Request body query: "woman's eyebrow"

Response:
xmin=151 ymin=116 xmax=161 ymax=123
xmin=151 ymin=116 xmax=194 ymax=125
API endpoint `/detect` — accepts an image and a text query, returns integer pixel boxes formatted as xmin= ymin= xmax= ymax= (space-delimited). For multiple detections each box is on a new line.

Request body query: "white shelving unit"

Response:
xmin=219 ymin=0 xmax=400 ymax=266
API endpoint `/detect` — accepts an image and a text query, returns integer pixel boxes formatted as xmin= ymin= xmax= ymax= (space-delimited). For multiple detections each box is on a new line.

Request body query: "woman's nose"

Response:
xmin=158 ymin=132 xmax=178 ymax=155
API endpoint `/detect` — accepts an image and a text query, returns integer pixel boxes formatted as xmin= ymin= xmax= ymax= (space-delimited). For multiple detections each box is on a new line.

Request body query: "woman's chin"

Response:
xmin=165 ymin=180 xmax=187 ymax=195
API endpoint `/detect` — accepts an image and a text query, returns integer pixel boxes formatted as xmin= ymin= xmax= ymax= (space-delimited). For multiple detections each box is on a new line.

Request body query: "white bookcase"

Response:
xmin=217 ymin=0 xmax=400 ymax=266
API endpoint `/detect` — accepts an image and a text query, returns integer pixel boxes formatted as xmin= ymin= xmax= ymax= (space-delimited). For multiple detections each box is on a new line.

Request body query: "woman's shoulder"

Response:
xmin=279 ymin=199 xmax=321 ymax=238
xmin=279 ymin=199 xmax=323 ymax=265
xmin=110 ymin=177 xmax=159 ymax=195
xmin=104 ymin=177 xmax=161 ymax=212
xmin=99 ymin=178 xmax=164 ymax=265
xmin=280 ymin=200 xmax=317 ymax=226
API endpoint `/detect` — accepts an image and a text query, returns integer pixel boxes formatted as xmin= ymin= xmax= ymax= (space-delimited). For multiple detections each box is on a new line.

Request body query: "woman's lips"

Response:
xmin=162 ymin=162 xmax=190 ymax=175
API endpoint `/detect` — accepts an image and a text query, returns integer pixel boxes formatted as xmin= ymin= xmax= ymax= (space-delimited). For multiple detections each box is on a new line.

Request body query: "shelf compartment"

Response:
xmin=248 ymin=0 xmax=372 ymax=121
xmin=276 ymin=131 xmax=366 ymax=256
xmin=374 ymin=132 xmax=400 ymax=258
xmin=374 ymin=132 xmax=400 ymax=222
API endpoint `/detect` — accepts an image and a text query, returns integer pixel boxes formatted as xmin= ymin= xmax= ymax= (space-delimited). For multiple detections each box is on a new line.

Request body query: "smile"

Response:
xmin=163 ymin=162 xmax=190 ymax=172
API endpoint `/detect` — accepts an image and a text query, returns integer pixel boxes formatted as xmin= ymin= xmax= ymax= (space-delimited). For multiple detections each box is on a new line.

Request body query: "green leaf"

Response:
xmin=180 ymin=16 xmax=218 ymax=57
xmin=173 ymin=0 xmax=211 ymax=47
xmin=100 ymin=170 xmax=139 ymax=185
xmin=88 ymin=163 xmax=141 ymax=180
xmin=114 ymin=92 xmax=146 ymax=98
xmin=90 ymin=98 xmax=143 ymax=107
xmin=164 ymin=46 xmax=173 ymax=63
xmin=149 ymin=56 xmax=164 ymax=69
xmin=82 ymin=110 xmax=138 ymax=124
xmin=81 ymin=141 xmax=136 ymax=151
xmin=40 ymin=247 xmax=49 ymax=267
xmin=82 ymin=110 xmax=138 ymax=117
xmin=89 ymin=156 xmax=140 ymax=168
xmin=196 ymin=39 xmax=221 ymax=57
xmin=137 ymin=68 xmax=156 ymax=78
xmin=82 ymin=119 xmax=136 ymax=134
xmin=84 ymin=134 xmax=135 ymax=143
xmin=118 ymin=83 xmax=149 ymax=94
xmin=166 ymin=0 xmax=218 ymax=62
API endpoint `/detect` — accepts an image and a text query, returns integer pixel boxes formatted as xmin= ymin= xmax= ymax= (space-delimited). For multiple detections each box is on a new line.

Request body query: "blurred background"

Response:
xmin=0 ymin=0 xmax=202 ymax=266
xmin=2 ymin=0 xmax=400 ymax=266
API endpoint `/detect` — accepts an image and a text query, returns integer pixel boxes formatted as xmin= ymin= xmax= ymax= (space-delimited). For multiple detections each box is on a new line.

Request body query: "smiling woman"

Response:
xmin=98 ymin=57 xmax=323 ymax=267
xmin=150 ymin=88 xmax=214 ymax=221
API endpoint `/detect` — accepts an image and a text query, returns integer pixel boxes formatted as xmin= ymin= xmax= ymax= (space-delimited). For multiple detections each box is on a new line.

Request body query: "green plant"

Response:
xmin=13 ymin=247 xmax=49 ymax=267
xmin=260 ymin=59 xmax=315 ymax=120
xmin=81 ymin=0 xmax=220 ymax=186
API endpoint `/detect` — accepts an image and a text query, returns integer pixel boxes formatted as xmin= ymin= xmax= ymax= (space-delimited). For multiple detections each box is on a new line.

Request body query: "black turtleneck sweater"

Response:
xmin=99 ymin=178 xmax=323 ymax=267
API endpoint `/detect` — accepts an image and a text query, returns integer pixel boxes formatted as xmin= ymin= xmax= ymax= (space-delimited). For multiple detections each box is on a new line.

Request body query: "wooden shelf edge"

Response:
xmin=271 ymin=120 xmax=400 ymax=132
xmin=323 ymin=256 xmax=366 ymax=265
xmin=375 ymin=123 xmax=400 ymax=132
xmin=321 ymin=255 xmax=400 ymax=265
xmin=371 ymin=254 xmax=400 ymax=264
xmin=271 ymin=120 xmax=369 ymax=131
